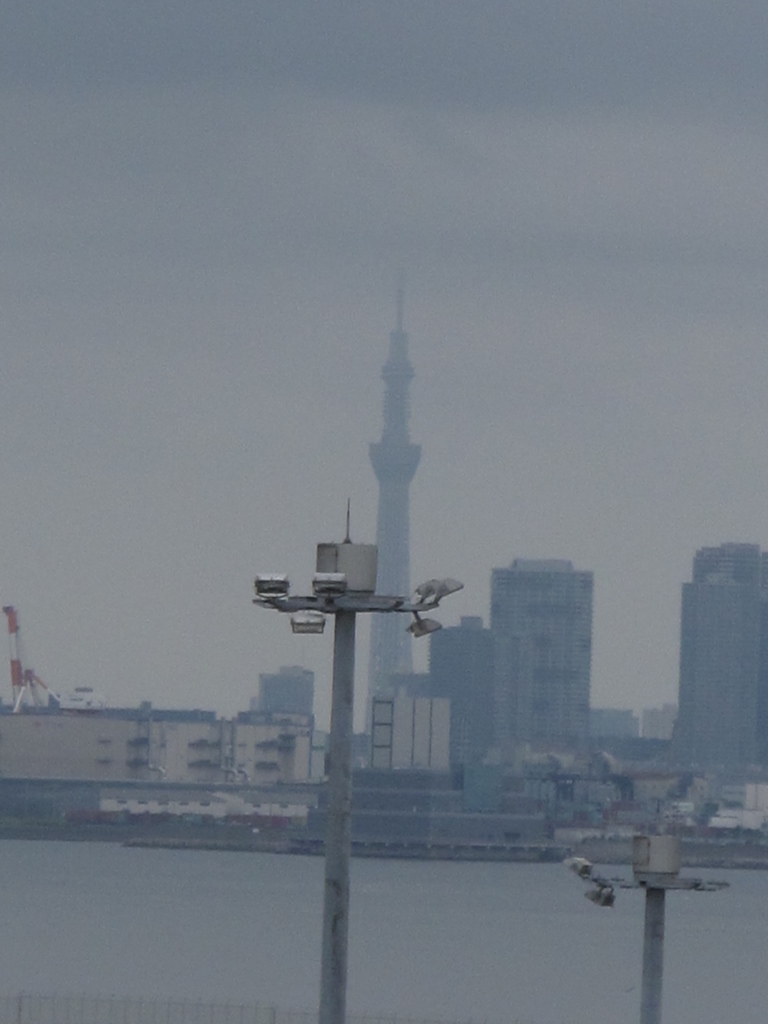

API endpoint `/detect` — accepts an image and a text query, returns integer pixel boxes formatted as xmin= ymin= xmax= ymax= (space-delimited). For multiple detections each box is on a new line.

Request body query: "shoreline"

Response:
xmin=0 ymin=821 xmax=563 ymax=861
xmin=573 ymin=835 xmax=768 ymax=871
xmin=0 ymin=821 xmax=766 ymax=868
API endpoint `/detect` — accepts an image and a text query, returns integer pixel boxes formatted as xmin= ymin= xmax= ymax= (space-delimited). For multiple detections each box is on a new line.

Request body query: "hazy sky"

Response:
xmin=3 ymin=2 xmax=768 ymax=730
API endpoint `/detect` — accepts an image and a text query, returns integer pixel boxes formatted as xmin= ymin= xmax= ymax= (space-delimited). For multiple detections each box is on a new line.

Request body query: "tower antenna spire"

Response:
xmin=396 ymin=274 xmax=405 ymax=334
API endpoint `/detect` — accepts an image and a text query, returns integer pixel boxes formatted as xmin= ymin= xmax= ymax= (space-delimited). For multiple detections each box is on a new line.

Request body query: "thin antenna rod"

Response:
xmin=396 ymin=275 xmax=405 ymax=334
xmin=344 ymin=499 xmax=351 ymax=543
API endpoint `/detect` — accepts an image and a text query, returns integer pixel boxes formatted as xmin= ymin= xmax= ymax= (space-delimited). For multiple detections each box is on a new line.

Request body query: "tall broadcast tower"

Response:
xmin=368 ymin=285 xmax=421 ymax=703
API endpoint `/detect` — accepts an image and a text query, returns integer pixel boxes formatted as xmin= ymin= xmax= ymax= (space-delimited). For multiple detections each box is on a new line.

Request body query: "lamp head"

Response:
xmin=312 ymin=572 xmax=348 ymax=596
xmin=412 ymin=578 xmax=464 ymax=607
xmin=291 ymin=611 xmax=326 ymax=635
xmin=255 ymin=574 xmax=290 ymax=597
xmin=408 ymin=614 xmax=442 ymax=638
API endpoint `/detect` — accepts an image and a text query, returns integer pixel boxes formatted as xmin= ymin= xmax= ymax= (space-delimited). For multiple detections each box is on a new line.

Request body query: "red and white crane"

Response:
xmin=2 ymin=606 xmax=58 ymax=712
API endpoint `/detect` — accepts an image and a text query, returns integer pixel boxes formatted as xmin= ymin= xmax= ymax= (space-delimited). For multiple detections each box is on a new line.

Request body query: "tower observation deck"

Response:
xmin=368 ymin=288 xmax=421 ymax=703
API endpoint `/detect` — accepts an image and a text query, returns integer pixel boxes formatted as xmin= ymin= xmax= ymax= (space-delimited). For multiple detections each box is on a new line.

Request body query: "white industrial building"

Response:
xmin=99 ymin=789 xmax=309 ymax=822
xmin=0 ymin=706 xmax=314 ymax=786
xmin=710 ymin=782 xmax=768 ymax=831
xmin=371 ymin=694 xmax=450 ymax=770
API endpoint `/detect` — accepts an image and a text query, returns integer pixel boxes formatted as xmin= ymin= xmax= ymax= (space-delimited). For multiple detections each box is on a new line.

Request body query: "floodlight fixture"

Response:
xmin=565 ymin=856 xmax=594 ymax=881
xmin=412 ymin=577 xmax=464 ymax=607
xmin=255 ymin=573 xmax=290 ymax=597
xmin=586 ymin=885 xmax=615 ymax=907
xmin=408 ymin=614 xmax=442 ymax=638
xmin=290 ymin=611 xmax=326 ymax=635
xmin=312 ymin=572 xmax=348 ymax=596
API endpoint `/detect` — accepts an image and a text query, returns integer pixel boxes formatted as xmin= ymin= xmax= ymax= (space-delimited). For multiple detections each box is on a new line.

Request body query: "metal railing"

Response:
xmin=0 ymin=997 xmax=293 ymax=1024
xmin=0 ymin=995 xmax=568 ymax=1024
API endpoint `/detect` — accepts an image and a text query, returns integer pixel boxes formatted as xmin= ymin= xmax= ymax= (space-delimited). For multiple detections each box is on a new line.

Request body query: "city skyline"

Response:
xmin=3 ymin=4 xmax=768 ymax=731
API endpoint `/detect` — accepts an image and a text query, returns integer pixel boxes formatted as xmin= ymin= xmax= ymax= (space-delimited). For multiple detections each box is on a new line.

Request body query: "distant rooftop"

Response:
xmin=510 ymin=559 xmax=575 ymax=573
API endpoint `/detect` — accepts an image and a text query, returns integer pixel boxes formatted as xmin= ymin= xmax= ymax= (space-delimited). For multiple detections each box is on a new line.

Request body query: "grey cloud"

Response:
xmin=8 ymin=87 xmax=768 ymax=289
xmin=1 ymin=2 xmax=767 ymax=117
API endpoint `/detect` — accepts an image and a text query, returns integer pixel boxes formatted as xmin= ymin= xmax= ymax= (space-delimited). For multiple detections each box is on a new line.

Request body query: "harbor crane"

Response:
xmin=2 ymin=606 xmax=59 ymax=713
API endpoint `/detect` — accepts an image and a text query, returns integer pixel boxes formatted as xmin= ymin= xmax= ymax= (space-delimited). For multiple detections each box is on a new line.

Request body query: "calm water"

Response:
xmin=0 ymin=840 xmax=765 ymax=1024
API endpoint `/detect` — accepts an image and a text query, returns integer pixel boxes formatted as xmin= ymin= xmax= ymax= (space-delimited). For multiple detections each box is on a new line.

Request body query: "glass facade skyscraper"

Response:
xmin=675 ymin=543 xmax=768 ymax=769
xmin=491 ymin=559 xmax=593 ymax=756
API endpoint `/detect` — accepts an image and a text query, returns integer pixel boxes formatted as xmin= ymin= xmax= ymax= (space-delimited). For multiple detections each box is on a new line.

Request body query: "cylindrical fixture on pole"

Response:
xmin=640 ymin=887 xmax=666 ymax=1024
xmin=319 ymin=610 xmax=356 ymax=1024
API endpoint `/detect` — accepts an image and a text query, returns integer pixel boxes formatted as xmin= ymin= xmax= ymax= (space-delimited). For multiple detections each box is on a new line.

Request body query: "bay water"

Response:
xmin=0 ymin=840 xmax=765 ymax=1024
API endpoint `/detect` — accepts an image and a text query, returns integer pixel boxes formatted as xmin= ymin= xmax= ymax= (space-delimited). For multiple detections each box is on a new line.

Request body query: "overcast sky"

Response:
xmin=3 ymin=2 xmax=768 ymax=730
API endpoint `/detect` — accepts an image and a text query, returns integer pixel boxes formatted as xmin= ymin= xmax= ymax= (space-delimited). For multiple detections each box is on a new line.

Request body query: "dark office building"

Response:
xmin=491 ymin=559 xmax=593 ymax=756
xmin=428 ymin=616 xmax=495 ymax=765
xmin=257 ymin=666 xmax=314 ymax=716
xmin=675 ymin=543 xmax=768 ymax=769
xmin=590 ymin=707 xmax=639 ymax=739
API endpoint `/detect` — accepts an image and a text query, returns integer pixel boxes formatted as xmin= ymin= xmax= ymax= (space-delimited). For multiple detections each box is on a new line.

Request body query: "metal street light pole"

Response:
xmin=640 ymin=885 xmax=665 ymax=1024
xmin=630 ymin=835 xmax=731 ymax=1024
xmin=320 ymin=608 xmax=356 ymax=1024
xmin=568 ymin=835 xmax=728 ymax=1024
xmin=254 ymin=539 xmax=462 ymax=1024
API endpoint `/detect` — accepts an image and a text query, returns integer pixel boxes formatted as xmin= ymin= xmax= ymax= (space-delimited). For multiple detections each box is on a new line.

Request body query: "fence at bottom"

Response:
xmin=0 ymin=993 xmax=573 ymax=1024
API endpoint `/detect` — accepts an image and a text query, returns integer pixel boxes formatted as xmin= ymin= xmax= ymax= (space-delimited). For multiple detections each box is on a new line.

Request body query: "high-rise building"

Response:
xmin=368 ymin=287 xmax=421 ymax=701
xmin=491 ymin=559 xmax=593 ymax=755
xmin=256 ymin=665 xmax=314 ymax=716
xmin=428 ymin=616 xmax=495 ymax=765
xmin=675 ymin=543 xmax=768 ymax=769
xmin=395 ymin=618 xmax=495 ymax=765
xmin=641 ymin=704 xmax=677 ymax=741
xmin=590 ymin=707 xmax=639 ymax=739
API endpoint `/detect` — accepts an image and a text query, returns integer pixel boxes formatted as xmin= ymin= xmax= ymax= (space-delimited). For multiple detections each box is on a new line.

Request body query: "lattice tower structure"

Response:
xmin=368 ymin=293 xmax=421 ymax=706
